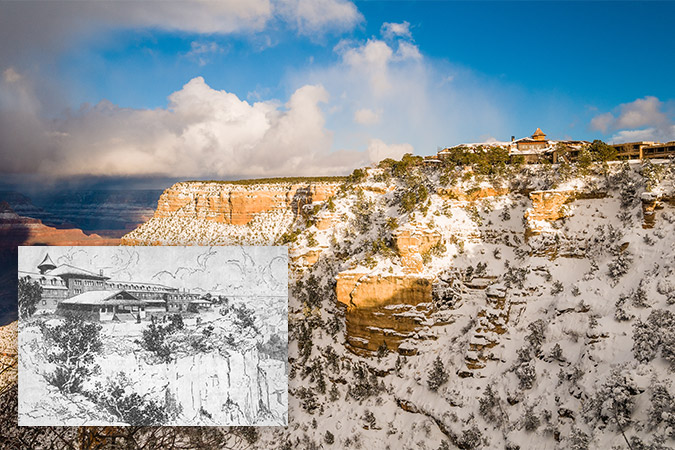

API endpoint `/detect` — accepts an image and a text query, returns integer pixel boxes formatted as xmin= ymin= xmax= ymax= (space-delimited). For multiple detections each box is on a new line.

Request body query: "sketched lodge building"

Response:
xmin=18 ymin=253 xmax=206 ymax=321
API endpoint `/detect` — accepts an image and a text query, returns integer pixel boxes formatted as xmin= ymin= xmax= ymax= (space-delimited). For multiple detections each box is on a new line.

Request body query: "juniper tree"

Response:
xmin=427 ymin=356 xmax=449 ymax=392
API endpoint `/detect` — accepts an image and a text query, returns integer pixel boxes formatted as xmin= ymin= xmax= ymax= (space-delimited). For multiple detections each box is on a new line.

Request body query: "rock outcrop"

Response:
xmin=437 ymin=186 xmax=508 ymax=202
xmin=525 ymin=190 xmax=574 ymax=234
xmin=152 ymin=182 xmax=338 ymax=226
xmin=393 ymin=226 xmax=442 ymax=273
xmin=336 ymin=273 xmax=435 ymax=355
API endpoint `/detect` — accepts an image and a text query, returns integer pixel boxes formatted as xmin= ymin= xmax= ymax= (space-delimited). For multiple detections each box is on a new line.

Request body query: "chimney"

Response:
xmin=99 ymin=269 xmax=104 ymax=276
xmin=511 ymin=136 xmax=515 ymax=142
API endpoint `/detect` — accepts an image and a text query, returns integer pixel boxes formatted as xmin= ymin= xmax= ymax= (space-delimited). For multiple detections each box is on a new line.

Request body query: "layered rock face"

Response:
xmin=525 ymin=190 xmax=573 ymax=227
xmin=122 ymin=182 xmax=340 ymax=245
xmin=437 ymin=186 xmax=508 ymax=201
xmin=152 ymin=182 xmax=338 ymax=226
xmin=641 ymin=192 xmax=675 ymax=228
xmin=393 ymin=226 xmax=442 ymax=273
xmin=336 ymin=273 xmax=434 ymax=355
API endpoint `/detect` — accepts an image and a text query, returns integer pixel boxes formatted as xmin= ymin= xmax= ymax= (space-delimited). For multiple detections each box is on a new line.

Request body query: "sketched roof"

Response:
xmin=48 ymin=264 xmax=109 ymax=280
xmin=38 ymin=254 xmax=56 ymax=271
xmin=60 ymin=290 xmax=144 ymax=306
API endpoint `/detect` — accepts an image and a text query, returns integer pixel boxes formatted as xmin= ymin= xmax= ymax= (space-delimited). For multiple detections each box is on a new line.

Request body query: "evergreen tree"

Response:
xmin=427 ymin=356 xmax=449 ymax=392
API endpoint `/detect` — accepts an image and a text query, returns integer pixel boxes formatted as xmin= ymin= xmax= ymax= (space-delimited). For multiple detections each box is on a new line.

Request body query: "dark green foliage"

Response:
xmin=585 ymin=367 xmax=639 ymax=429
xmin=522 ymin=405 xmax=540 ymax=431
xmin=349 ymin=362 xmax=382 ymax=401
xmin=568 ymin=427 xmax=590 ymax=450
xmin=399 ymin=179 xmax=429 ymax=214
xmin=324 ymin=430 xmax=335 ymax=445
xmin=478 ymin=384 xmax=503 ymax=426
xmin=347 ymin=168 xmax=367 ymax=184
xmin=18 ymin=276 xmax=42 ymax=319
xmin=376 ymin=341 xmax=389 ymax=358
xmin=279 ymin=228 xmax=302 ymax=244
xmin=190 ymin=176 xmax=346 ymax=185
xmin=587 ymin=140 xmax=617 ymax=162
xmin=329 ymin=383 xmax=340 ymax=402
xmin=362 ymin=409 xmax=376 ymax=429
xmin=378 ymin=153 xmax=424 ymax=177
xmin=641 ymin=159 xmax=665 ymax=191
xmin=632 ymin=309 xmax=675 ymax=369
xmin=438 ymin=145 xmax=510 ymax=175
xmin=451 ymin=425 xmax=484 ymax=450
xmin=41 ymin=315 xmax=102 ymax=394
xmin=295 ymin=387 xmax=320 ymax=414
xmin=427 ymin=356 xmax=449 ymax=392
xmin=296 ymin=321 xmax=313 ymax=363
xmin=515 ymin=361 xmax=537 ymax=390
xmin=550 ymin=280 xmax=564 ymax=295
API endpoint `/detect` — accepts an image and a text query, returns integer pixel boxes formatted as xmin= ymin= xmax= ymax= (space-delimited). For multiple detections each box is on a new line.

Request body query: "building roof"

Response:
xmin=532 ymin=128 xmax=546 ymax=139
xmin=189 ymin=299 xmax=212 ymax=304
xmin=60 ymin=290 xmax=144 ymax=306
xmin=48 ymin=264 xmax=110 ymax=280
xmin=38 ymin=254 xmax=56 ymax=271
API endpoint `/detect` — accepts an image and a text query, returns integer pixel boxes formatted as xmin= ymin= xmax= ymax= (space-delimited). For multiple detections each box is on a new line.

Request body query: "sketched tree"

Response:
xmin=18 ymin=276 xmax=42 ymax=319
xmin=41 ymin=315 xmax=102 ymax=394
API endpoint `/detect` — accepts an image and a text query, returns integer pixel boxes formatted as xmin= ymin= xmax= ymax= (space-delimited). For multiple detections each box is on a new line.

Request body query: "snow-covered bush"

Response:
xmin=607 ymin=250 xmax=633 ymax=283
xmin=585 ymin=367 xmax=639 ymax=429
xmin=427 ymin=356 xmax=449 ymax=392
xmin=515 ymin=361 xmax=537 ymax=390
xmin=633 ymin=310 xmax=675 ymax=369
xmin=647 ymin=379 xmax=675 ymax=437
xmin=521 ymin=404 xmax=540 ymax=431
xmin=478 ymin=384 xmax=503 ymax=426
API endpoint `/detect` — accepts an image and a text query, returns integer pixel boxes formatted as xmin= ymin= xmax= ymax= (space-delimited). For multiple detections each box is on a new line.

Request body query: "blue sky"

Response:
xmin=1 ymin=1 xmax=674 ymax=182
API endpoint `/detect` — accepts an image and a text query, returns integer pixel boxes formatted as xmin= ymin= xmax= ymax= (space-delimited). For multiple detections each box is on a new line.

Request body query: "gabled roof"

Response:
xmin=48 ymin=264 xmax=109 ymax=280
xmin=60 ymin=290 xmax=143 ymax=306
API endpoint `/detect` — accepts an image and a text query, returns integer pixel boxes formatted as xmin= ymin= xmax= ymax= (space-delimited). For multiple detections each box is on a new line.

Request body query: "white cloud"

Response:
xmin=590 ymin=96 xmax=675 ymax=142
xmin=354 ymin=108 xmax=381 ymax=125
xmin=276 ymin=0 xmax=363 ymax=35
xmin=366 ymin=139 xmax=413 ymax=163
xmin=185 ymin=41 xmax=226 ymax=66
xmin=0 ymin=75 xmax=374 ymax=178
xmin=0 ymin=0 xmax=361 ymax=67
xmin=381 ymin=21 xmax=412 ymax=40
xmin=590 ymin=112 xmax=613 ymax=133
xmin=338 ymin=37 xmax=422 ymax=95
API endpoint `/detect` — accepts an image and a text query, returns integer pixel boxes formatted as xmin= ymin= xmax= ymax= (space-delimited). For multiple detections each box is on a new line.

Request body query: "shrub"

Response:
xmin=585 ymin=367 xmax=638 ymax=429
xmin=18 ymin=277 xmax=42 ymax=319
xmin=515 ymin=361 xmax=537 ymax=390
xmin=92 ymin=372 xmax=178 ymax=425
xmin=522 ymin=405 xmax=540 ymax=431
xmin=478 ymin=384 xmax=503 ymax=426
xmin=427 ymin=356 xmax=449 ymax=392
xmin=324 ymin=430 xmax=335 ymax=445
xmin=41 ymin=315 xmax=102 ymax=394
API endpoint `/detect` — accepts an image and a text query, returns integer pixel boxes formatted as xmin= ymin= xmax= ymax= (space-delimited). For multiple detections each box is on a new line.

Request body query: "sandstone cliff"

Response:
xmin=122 ymin=181 xmax=339 ymax=245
